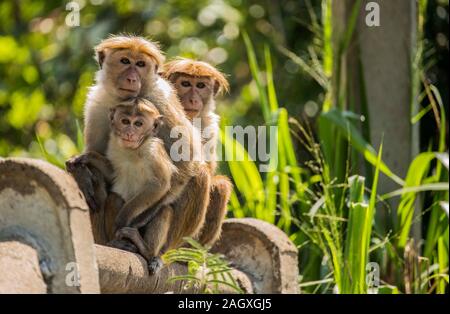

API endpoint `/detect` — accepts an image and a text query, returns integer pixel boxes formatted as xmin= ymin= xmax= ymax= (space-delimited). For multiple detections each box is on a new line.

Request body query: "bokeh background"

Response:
xmin=2 ymin=0 xmax=446 ymax=159
xmin=0 ymin=0 xmax=448 ymax=294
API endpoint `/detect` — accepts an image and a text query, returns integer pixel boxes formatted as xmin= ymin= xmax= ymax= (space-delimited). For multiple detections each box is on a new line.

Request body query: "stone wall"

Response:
xmin=0 ymin=157 xmax=299 ymax=294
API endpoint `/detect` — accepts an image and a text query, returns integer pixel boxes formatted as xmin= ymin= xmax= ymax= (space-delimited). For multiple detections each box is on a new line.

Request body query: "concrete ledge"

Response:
xmin=0 ymin=241 xmax=47 ymax=293
xmin=96 ymin=244 xmax=253 ymax=293
xmin=213 ymin=218 xmax=299 ymax=294
xmin=0 ymin=157 xmax=99 ymax=293
xmin=0 ymin=157 xmax=298 ymax=294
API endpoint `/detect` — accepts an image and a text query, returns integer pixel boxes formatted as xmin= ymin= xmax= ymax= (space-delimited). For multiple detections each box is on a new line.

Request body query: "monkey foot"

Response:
xmin=108 ymin=238 xmax=139 ymax=254
xmin=148 ymin=256 xmax=163 ymax=275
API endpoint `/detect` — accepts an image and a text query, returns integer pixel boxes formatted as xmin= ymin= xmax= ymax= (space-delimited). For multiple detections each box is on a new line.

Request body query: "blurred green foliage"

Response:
xmin=0 ymin=0 xmax=323 ymax=162
xmin=0 ymin=0 xmax=447 ymax=161
xmin=0 ymin=0 xmax=449 ymax=294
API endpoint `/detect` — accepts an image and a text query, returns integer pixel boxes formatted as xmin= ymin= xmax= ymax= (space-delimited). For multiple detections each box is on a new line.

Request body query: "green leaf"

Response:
xmin=397 ymin=152 xmax=440 ymax=248
xmin=320 ymin=108 xmax=404 ymax=186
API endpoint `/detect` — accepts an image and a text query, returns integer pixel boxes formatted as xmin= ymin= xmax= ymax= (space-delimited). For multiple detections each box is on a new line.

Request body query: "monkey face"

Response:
xmin=110 ymin=102 xmax=162 ymax=149
xmin=101 ymin=50 xmax=157 ymax=99
xmin=172 ymin=74 xmax=214 ymax=119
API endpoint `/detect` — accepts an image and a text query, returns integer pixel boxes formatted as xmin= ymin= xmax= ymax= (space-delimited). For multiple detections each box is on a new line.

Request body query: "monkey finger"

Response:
xmin=85 ymin=194 xmax=99 ymax=212
xmin=78 ymin=178 xmax=99 ymax=211
xmin=68 ymin=164 xmax=99 ymax=211
xmin=70 ymin=163 xmax=96 ymax=197
xmin=81 ymin=184 xmax=99 ymax=211
xmin=80 ymin=166 xmax=102 ymax=211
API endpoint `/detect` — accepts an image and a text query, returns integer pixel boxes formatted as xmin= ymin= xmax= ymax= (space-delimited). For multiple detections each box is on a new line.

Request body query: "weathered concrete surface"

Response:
xmin=96 ymin=245 xmax=253 ymax=294
xmin=212 ymin=218 xmax=299 ymax=294
xmin=0 ymin=158 xmax=100 ymax=293
xmin=0 ymin=241 xmax=47 ymax=293
xmin=0 ymin=158 xmax=299 ymax=294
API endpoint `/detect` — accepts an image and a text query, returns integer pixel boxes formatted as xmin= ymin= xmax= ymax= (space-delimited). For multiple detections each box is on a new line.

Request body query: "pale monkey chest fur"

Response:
xmin=107 ymin=139 xmax=158 ymax=201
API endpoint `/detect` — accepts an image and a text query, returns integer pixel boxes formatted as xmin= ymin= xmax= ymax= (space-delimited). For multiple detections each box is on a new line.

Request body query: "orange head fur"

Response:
xmin=163 ymin=58 xmax=229 ymax=95
xmin=95 ymin=35 xmax=165 ymax=69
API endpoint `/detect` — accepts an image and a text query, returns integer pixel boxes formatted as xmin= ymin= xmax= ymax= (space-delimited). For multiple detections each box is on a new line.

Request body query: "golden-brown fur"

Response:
xmin=95 ymin=35 xmax=164 ymax=68
xmin=163 ymin=58 xmax=229 ymax=95
xmin=163 ymin=58 xmax=233 ymax=247
xmin=66 ymin=36 xmax=210 ymax=273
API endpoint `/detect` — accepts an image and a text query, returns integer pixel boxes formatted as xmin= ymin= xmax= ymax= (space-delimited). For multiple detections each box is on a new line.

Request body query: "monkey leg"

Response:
xmin=165 ymin=166 xmax=211 ymax=250
xmin=116 ymin=206 xmax=174 ymax=275
xmin=197 ymin=175 xmax=232 ymax=247
xmin=106 ymin=193 xmax=139 ymax=254
xmin=108 ymin=215 xmax=140 ymax=254
xmin=116 ymin=206 xmax=173 ymax=259
xmin=90 ymin=191 xmax=123 ymax=245
xmin=89 ymin=208 xmax=106 ymax=245
xmin=81 ymin=165 xmax=108 ymax=245
xmin=104 ymin=192 xmax=125 ymax=242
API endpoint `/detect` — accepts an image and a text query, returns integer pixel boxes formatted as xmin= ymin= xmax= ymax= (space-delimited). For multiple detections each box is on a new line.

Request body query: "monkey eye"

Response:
xmin=181 ymin=81 xmax=191 ymax=87
xmin=196 ymin=82 xmax=206 ymax=89
xmin=120 ymin=58 xmax=130 ymax=64
xmin=134 ymin=121 xmax=143 ymax=127
xmin=136 ymin=61 xmax=146 ymax=67
xmin=121 ymin=118 xmax=130 ymax=125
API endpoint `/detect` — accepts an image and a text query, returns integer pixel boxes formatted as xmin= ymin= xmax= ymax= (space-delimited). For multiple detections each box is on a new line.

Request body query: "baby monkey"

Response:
xmin=83 ymin=98 xmax=177 ymax=271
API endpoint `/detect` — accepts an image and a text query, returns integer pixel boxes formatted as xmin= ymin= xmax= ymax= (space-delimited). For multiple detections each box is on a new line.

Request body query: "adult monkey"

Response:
xmin=66 ymin=36 xmax=210 ymax=272
xmin=162 ymin=58 xmax=232 ymax=247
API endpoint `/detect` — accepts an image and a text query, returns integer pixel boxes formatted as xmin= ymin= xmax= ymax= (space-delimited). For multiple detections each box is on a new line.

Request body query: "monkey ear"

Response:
xmin=154 ymin=64 xmax=159 ymax=74
xmin=213 ymin=80 xmax=221 ymax=96
xmin=96 ymin=50 xmax=106 ymax=69
xmin=153 ymin=115 xmax=163 ymax=134
xmin=167 ymin=73 xmax=178 ymax=84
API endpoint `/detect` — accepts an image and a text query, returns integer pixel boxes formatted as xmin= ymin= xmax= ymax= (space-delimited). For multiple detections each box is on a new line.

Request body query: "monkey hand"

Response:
xmin=65 ymin=153 xmax=93 ymax=171
xmin=113 ymin=203 xmax=137 ymax=233
xmin=65 ymin=155 xmax=100 ymax=211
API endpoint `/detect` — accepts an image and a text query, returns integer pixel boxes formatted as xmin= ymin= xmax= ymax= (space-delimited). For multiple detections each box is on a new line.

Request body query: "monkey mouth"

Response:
xmin=119 ymin=137 xmax=139 ymax=148
xmin=185 ymin=109 xmax=199 ymax=115
xmin=185 ymin=109 xmax=199 ymax=119
xmin=119 ymin=88 xmax=139 ymax=94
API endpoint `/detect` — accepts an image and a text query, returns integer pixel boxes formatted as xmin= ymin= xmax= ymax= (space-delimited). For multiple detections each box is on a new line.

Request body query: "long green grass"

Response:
xmin=221 ymin=0 xmax=449 ymax=294
xmin=35 ymin=0 xmax=448 ymax=295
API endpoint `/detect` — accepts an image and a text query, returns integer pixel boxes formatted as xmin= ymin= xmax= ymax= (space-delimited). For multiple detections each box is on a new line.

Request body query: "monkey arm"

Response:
xmin=83 ymin=104 xmax=110 ymax=154
xmin=66 ymin=159 xmax=98 ymax=210
xmin=114 ymin=178 xmax=171 ymax=232
xmin=66 ymin=151 xmax=113 ymax=211
xmin=80 ymin=151 xmax=115 ymax=184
